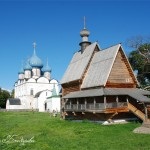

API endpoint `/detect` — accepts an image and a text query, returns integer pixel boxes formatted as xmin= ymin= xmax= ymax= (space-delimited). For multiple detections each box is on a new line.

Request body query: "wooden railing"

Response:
xmin=65 ymin=102 xmax=127 ymax=111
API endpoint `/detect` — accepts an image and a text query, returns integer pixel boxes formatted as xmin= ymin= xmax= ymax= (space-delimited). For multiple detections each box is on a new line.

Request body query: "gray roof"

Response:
xmin=63 ymin=88 xmax=150 ymax=103
xmin=63 ymin=88 xmax=104 ymax=98
xmin=61 ymin=42 xmax=98 ymax=84
xmin=81 ymin=44 xmax=120 ymax=88
xmin=61 ymin=42 xmax=138 ymax=89
xmin=8 ymin=98 xmax=21 ymax=105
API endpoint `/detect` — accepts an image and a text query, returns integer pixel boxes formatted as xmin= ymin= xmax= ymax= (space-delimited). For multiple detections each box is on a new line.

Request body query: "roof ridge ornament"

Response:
xmin=79 ymin=17 xmax=91 ymax=52
xmin=43 ymin=58 xmax=51 ymax=72
xmin=84 ymin=16 xmax=86 ymax=29
xmin=46 ymin=58 xmax=49 ymax=66
xmin=33 ymin=42 xmax=37 ymax=55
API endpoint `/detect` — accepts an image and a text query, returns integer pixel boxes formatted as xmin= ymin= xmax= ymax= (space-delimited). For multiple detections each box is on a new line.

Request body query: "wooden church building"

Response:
xmin=60 ymin=24 xmax=150 ymax=124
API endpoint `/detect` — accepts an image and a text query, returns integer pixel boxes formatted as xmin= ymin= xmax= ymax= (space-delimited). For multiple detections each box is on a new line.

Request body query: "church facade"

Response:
xmin=6 ymin=43 xmax=60 ymax=112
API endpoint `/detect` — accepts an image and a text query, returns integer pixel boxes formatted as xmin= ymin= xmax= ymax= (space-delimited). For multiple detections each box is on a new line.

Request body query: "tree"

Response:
xmin=127 ymin=36 xmax=150 ymax=87
xmin=0 ymin=88 xmax=11 ymax=108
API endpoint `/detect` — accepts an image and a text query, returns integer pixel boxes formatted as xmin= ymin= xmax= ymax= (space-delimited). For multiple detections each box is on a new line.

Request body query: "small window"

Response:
xmin=125 ymin=78 xmax=130 ymax=83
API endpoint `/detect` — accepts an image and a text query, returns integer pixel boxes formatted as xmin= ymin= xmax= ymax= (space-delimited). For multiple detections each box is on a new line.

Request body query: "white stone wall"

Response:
xmin=46 ymin=97 xmax=60 ymax=113
xmin=32 ymin=68 xmax=41 ymax=77
xmin=24 ymin=70 xmax=31 ymax=79
xmin=18 ymin=73 xmax=24 ymax=80
xmin=38 ymin=90 xmax=52 ymax=112
xmin=44 ymin=72 xmax=50 ymax=80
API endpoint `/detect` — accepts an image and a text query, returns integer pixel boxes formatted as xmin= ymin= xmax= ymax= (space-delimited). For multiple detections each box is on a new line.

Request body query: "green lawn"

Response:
xmin=0 ymin=112 xmax=150 ymax=150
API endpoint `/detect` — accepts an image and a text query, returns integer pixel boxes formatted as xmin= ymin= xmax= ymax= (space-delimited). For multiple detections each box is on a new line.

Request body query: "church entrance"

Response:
xmin=44 ymin=103 xmax=47 ymax=111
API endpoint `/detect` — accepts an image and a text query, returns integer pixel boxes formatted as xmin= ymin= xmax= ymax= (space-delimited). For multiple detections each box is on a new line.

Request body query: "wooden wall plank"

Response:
xmin=106 ymin=48 xmax=137 ymax=87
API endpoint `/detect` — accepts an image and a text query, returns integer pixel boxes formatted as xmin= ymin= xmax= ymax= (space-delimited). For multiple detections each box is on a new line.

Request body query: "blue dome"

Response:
xmin=42 ymin=62 xmax=51 ymax=72
xmin=18 ymin=67 xmax=24 ymax=74
xmin=29 ymin=50 xmax=43 ymax=68
xmin=24 ymin=59 xmax=32 ymax=70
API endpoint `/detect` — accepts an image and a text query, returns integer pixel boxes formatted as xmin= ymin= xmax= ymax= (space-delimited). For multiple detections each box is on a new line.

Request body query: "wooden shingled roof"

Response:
xmin=61 ymin=42 xmax=138 ymax=89
xmin=61 ymin=42 xmax=98 ymax=84
xmin=81 ymin=44 xmax=138 ymax=89
xmin=81 ymin=44 xmax=120 ymax=88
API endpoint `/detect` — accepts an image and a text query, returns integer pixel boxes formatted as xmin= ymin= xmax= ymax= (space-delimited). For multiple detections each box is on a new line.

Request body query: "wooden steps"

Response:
xmin=128 ymin=102 xmax=146 ymax=121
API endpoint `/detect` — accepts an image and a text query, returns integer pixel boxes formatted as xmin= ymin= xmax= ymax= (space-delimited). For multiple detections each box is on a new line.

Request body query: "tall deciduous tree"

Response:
xmin=127 ymin=36 xmax=150 ymax=87
xmin=0 ymin=88 xmax=11 ymax=108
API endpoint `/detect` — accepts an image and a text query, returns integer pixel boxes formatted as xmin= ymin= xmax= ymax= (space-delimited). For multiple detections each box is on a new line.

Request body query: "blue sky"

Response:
xmin=0 ymin=0 xmax=150 ymax=91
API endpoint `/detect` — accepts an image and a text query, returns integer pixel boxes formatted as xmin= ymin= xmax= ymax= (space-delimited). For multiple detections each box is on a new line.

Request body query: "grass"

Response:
xmin=0 ymin=112 xmax=150 ymax=150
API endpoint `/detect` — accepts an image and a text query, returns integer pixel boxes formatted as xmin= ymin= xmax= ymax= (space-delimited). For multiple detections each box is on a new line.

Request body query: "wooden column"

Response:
xmin=85 ymin=98 xmax=87 ymax=109
xmin=63 ymin=98 xmax=66 ymax=108
xmin=61 ymin=98 xmax=65 ymax=119
xmin=144 ymin=103 xmax=148 ymax=121
xmin=104 ymin=96 xmax=107 ymax=109
xmin=116 ymin=96 xmax=119 ymax=107
xmin=70 ymin=100 xmax=72 ymax=109
xmin=94 ymin=98 xmax=96 ymax=109
xmin=77 ymin=99 xmax=79 ymax=110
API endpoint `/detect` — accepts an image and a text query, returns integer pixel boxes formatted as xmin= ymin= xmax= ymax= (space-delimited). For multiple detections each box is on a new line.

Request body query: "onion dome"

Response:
xmin=79 ymin=17 xmax=91 ymax=52
xmin=80 ymin=28 xmax=90 ymax=37
xmin=18 ymin=66 xmax=24 ymax=74
xmin=29 ymin=42 xmax=43 ymax=68
xmin=42 ymin=59 xmax=51 ymax=72
xmin=80 ymin=16 xmax=90 ymax=39
xmin=24 ymin=59 xmax=32 ymax=70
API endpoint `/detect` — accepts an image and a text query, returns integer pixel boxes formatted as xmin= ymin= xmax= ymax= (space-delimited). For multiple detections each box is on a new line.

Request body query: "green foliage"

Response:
xmin=0 ymin=112 xmax=150 ymax=150
xmin=0 ymin=88 xmax=11 ymax=108
xmin=129 ymin=50 xmax=145 ymax=74
xmin=128 ymin=43 xmax=150 ymax=87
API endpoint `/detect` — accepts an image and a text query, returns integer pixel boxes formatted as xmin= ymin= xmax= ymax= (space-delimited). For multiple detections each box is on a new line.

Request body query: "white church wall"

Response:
xmin=37 ymin=77 xmax=49 ymax=83
xmin=6 ymin=105 xmax=23 ymax=109
xmin=24 ymin=70 xmax=31 ymax=79
xmin=38 ymin=90 xmax=52 ymax=112
xmin=44 ymin=72 xmax=50 ymax=80
xmin=46 ymin=97 xmax=60 ymax=113
xmin=32 ymin=68 xmax=41 ymax=77
xmin=20 ymin=96 xmax=33 ymax=109
xmin=27 ymin=78 xmax=36 ymax=83
xmin=34 ymin=83 xmax=52 ymax=95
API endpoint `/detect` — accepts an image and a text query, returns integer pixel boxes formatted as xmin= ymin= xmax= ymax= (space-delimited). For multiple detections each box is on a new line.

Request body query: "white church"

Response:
xmin=6 ymin=43 xmax=60 ymax=112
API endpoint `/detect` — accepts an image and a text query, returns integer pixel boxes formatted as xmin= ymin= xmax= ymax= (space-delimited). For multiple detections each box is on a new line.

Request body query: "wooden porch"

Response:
xmin=62 ymin=88 xmax=150 ymax=122
xmin=63 ymin=99 xmax=150 ymax=122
